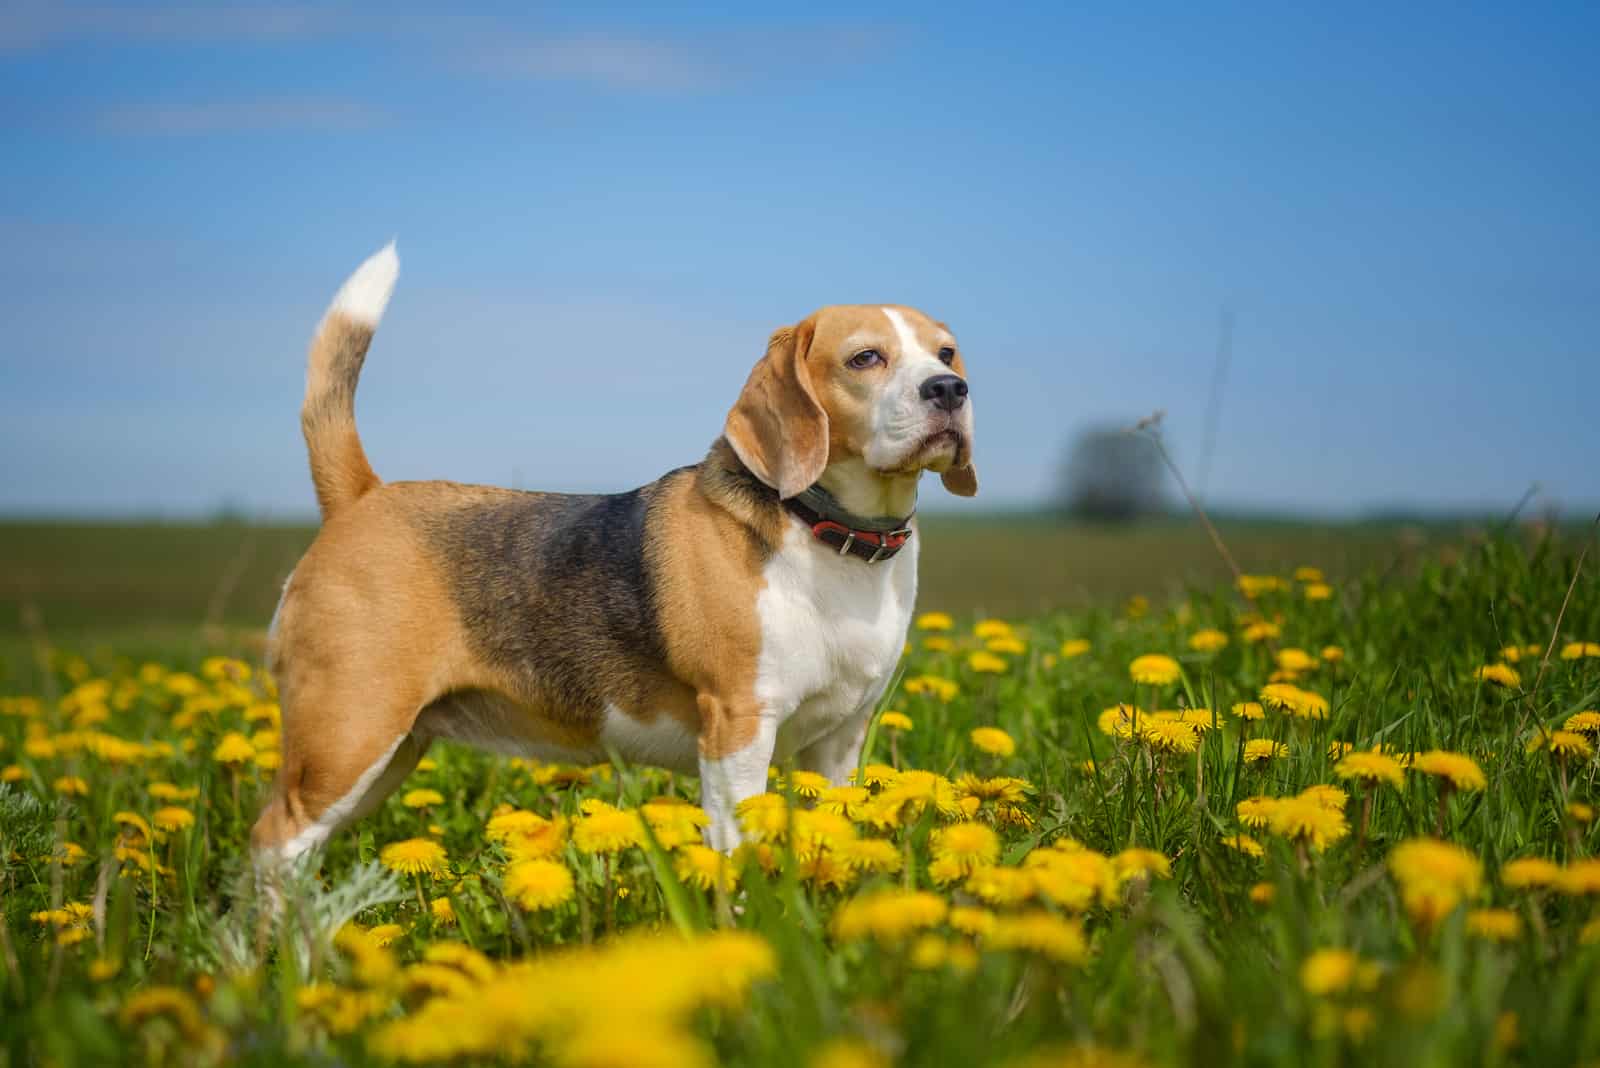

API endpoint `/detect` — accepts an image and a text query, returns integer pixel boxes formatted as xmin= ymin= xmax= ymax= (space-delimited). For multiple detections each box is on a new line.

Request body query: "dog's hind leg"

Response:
xmin=250 ymin=679 xmax=430 ymax=886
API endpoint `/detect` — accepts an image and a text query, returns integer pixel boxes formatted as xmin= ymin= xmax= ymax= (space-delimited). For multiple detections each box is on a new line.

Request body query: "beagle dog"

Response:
xmin=251 ymin=244 xmax=975 ymax=863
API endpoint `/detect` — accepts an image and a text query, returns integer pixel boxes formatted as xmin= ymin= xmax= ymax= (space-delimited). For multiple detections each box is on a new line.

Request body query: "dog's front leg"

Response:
xmin=696 ymin=694 xmax=777 ymax=852
xmin=794 ymin=710 xmax=873 ymax=788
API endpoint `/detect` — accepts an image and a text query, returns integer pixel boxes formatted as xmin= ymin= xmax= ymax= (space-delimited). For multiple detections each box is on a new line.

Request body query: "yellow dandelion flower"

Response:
xmin=1188 ymin=629 xmax=1229 ymax=653
xmin=970 ymin=726 xmax=1016 ymax=757
xmin=639 ymin=800 xmax=709 ymax=850
xmin=986 ymin=635 xmax=1026 ymax=655
xmin=1238 ymin=574 xmax=1288 ymax=598
xmin=1060 ymin=638 xmax=1091 ymax=658
xmin=1388 ymin=838 xmax=1483 ymax=925
xmin=964 ymin=865 xmax=1036 ymax=907
xmin=113 ymin=811 xmax=152 ymax=841
xmin=1129 ymin=654 xmax=1181 ymax=686
xmin=955 ymin=774 xmax=1031 ymax=806
xmin=379 ymin=838 xmax=448 ymax=877
xmin=1321 ymin=645 xmax=1345 ymax=663
xmin=833 ymin=837 xmax=902 ymax=875
xmin=52 ymin=775 xmax=89 ymax=797
xmin=783 ymin=771 xmax=830 ymax=799
xmin=1570 ymin=801 xmax=1596 ymax=823
xmin=973 ymin=619 xmax=1014 ymax=639
xmin=1027 ymin=848 xmax=1119 ymax=911
xmin=430 ymin=896 xmax=457 ymax=925
xmin=1531 ymin=730 xmax=1594 ymax=759
xmin=1 ymin=765 xmax=22 ymax=783
xmin=402 ymin=788 xmax=445 ymax=809
xmin=1564 ymin=710 xmax=1600 ymax=736
xmin=1276 ymin=648 xmax=1318 ymax=673
xmin=1236 ymin=796 xmax=1281 ymax=830
xmin=930 ymin=823 xmax=999 ymax=874
xmin=916 ymin=611 xmax=954 ymax=631
xmin=878 ymin=711 xmax=913 ymax=732
xmin=1266 ymin=797 xmax=1349 ymax=852
xmin=1113 ymin=848 xmax=1170 ymax=882
xmin=1242 ymin=621 xmax=1281 ymax=642
xmin=1222 ymin=834 xmax=1264 ymax=858
xmin=847 ymin=766 xmax=894 ymax=792
xmin=1466 ymin=908 xmax=1522 ymax=942
xmin=212 ymin=731 xmax=255 ymax=765
xmin=987 ymin=911 xmax=1087 ymax=963
xmin=366 ymin=922 xmax=405 ymax=947
xmin=572 ymin=805 xmax=644 ymax=854
xmin=1140 ymin=719 xmax=1198 ymax=754
xmin=792 ymin=809 xmax=855 ymax=856
xmin=1335 ymin=751 xmax=1405 ymax=789
xmin=1501 ymin=857 xmax=1561 ymax=890
xmin=1561 ymin=641 xmax=1600 ymax=660
xmin=1243 ymin=739 xmax=1288 ymax=764
xmin=949 ymin=905 xmax=997 ymax=937
xmin=1259 ymin=683 xmax=1330 ymax=719
xmin=1301 ymin=949 xmax=1356 ymax=996
xmin=968 ymin=651 xmax=1009 ymax=674
xmin=486 ymin=809 xmax=547 ymax=842
xmin=831 ymin=889 xmax=947 ymax=944
xmin=1294 ymin=566 xmax=1325 ymax=583
xmin=1298 ymin=784 xmax=1348 ymax=811
xmin=1231 ymin=701 xmax=1265 ymax=721
xmin=879 ymin=769 xmax=962 ymax=819
xmin=1099 ymin=704 xmax=1139 ymax=738
xmin=505 ymin=817 xmax=569 ymax=862
xmin=1410 ymin=750 xmax=1486 ymax=792
xmin=151 ymin=806 xmax=195 ymax=832
xmin=120 ymin=987 xmax=205 ymax=1041
xmin=675 ymin=845 xmax=737 ymax=893
xmin=1559 ymin=858 xmax=1600 ymax=895
xmin=902 ymin=675 xmax=959 ymax=701
xmin=922 ymin=635 xmax=953 ymax=652
xmin=504 ymin=859 xmax=574 ymax=910
xmin=817 ymin=785 xmax=872 ymax=820
xmin=1474 ymin=663 xmax=1521 ymax=687
xmin=1250 ymin=882 xmax=1276 ymax=905
xmin=1303 ymin=583 xmax=1333 ymax=601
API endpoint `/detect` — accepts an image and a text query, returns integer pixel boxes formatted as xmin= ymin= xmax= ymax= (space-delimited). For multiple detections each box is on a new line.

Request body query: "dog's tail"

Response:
xmin=302 ymin=242 xmax=397 ymax=521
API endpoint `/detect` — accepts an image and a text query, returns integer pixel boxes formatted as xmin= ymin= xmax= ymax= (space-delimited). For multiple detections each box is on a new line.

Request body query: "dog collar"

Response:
xmin=783 ymin=484 xmax=914 ymax=564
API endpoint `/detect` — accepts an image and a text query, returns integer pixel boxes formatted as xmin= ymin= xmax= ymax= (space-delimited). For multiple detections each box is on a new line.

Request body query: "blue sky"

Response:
xmin=2 ymin=2 xmax=1596 ymax=518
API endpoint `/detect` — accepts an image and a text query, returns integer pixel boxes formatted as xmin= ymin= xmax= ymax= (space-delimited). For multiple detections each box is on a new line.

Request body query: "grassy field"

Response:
xmin=3 ymin=520 xmax=1599 ymax=1066
xmin=0 ymin=513 xmax=1463 ymax=642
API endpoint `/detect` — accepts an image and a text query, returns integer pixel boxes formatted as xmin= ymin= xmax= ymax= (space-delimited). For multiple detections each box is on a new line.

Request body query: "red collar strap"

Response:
xmin=782 ymin=489 xmax=915 ymax=564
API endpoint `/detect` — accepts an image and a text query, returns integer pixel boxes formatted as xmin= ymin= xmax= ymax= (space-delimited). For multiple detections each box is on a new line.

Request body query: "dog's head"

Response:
xmin=724 ymin=305 xmax=977 ymax=500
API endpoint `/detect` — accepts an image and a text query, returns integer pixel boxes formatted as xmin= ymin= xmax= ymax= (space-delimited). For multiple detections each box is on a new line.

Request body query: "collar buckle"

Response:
xmin=867 ymin=527 xmax=914 ymax=564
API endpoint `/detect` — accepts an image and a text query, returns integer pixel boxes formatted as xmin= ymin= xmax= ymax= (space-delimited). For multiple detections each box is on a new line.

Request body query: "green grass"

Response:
xmin=2 ymin=525 xmax=1599 ymax=1066
xmin=0 ymin=514 xmax=1462 ymax=637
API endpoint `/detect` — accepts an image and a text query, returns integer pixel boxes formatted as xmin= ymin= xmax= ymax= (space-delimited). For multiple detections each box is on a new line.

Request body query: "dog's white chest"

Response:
xmin=755 ymin=524 xmax=918 ymax=761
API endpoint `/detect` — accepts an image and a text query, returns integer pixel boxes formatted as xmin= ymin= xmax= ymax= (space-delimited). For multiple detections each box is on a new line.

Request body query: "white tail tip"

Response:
xmin=328 ymin=241 xmax=399 ymax=327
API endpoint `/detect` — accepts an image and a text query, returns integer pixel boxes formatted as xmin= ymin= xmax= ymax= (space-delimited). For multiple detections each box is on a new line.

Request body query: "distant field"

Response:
xmin=0 ymin=514 xmax=1471 ymax=650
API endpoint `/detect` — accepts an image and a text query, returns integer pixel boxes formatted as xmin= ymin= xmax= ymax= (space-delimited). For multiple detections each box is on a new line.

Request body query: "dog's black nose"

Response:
xmin=919 ymin=374 xmax=968 ymax=412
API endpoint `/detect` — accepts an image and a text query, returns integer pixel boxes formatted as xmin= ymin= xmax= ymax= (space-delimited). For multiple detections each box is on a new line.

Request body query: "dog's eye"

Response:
xmin=937 ymin=347 xmax=956 ymax=365
xmin=847 ymin=349 xmax=884 ymax=370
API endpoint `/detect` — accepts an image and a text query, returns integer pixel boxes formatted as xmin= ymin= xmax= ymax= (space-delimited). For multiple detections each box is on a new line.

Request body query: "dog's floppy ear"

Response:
xmin=725 ymin=320 xmax=828 ymax=499
xmin=941 ymin=463 xmax=978 ymax=497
